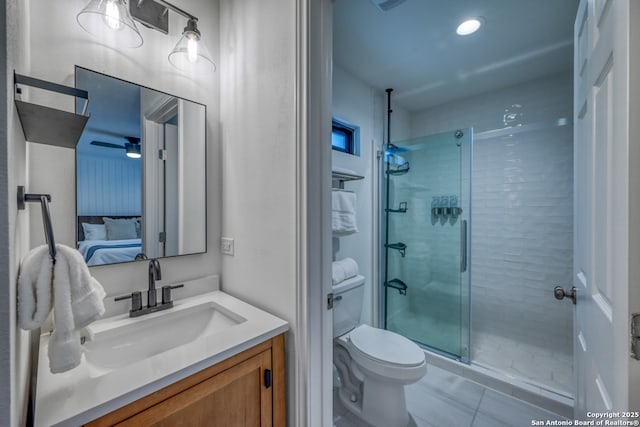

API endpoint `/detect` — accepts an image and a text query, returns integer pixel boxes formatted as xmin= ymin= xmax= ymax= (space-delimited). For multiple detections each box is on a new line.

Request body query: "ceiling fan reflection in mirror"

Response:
xmin=90 ymin=136 xmax=141 ymax=158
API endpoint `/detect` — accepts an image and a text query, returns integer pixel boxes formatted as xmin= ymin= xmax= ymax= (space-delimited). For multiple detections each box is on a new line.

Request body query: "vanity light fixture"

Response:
xmin=76 ymin=0 xmax=216 ymax=73
xmin=168 ymin=18 xmax=216 ymax=74
xmin=76 ymin=0 xmax=144 ymax=48
xmin=130 ymin=0 xmax=216 ymax=74
xmin=456 ymin=17 xmax=483 ymax=36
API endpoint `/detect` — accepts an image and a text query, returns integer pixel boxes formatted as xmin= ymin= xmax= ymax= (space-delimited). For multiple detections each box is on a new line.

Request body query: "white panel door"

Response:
xmin=573 ymin=0 xmax=640 ymax=416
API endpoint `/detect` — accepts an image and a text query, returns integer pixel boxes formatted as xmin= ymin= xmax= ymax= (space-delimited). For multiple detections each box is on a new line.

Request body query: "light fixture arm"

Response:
xmin=137 ymin=0 xmax=197 ymax=21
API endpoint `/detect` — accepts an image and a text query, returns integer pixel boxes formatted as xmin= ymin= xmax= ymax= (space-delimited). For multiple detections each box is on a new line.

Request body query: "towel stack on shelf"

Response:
xmin=332 ymin=189 xmax=359 ymax=236
xmin=332 ymin=258 xmax=359 ymax=285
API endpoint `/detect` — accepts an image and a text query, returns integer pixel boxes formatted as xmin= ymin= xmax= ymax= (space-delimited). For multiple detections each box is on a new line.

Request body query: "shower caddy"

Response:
xmin=382 ymin=88 xmax=410 ymax=311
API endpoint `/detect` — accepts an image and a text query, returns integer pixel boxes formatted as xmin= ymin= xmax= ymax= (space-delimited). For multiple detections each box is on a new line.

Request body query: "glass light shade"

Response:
xmin=77 ymin=0 xmax=143 ymax=48
xmin=168 ymin=32 xmax=216 ymax=74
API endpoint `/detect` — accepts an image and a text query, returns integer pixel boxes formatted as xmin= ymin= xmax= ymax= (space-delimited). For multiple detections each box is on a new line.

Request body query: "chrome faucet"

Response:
xmin=148 ymin=258 xmax=162 ymax=307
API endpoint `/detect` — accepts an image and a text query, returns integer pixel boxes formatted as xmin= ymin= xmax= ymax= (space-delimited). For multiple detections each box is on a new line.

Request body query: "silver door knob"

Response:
xmin=554 ymin=286 xmax=576 ymax=305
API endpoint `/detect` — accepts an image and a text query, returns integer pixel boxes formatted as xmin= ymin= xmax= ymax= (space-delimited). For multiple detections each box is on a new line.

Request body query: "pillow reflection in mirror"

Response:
xmin=81 ymin=223 xmax=107 ymax=241
xmin=103 ymin=217 xmax=138 ymax=240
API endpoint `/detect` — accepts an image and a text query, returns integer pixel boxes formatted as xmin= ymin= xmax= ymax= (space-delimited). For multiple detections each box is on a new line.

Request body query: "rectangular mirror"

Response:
xmin=75 ymin=67 xmax=206 ymax=266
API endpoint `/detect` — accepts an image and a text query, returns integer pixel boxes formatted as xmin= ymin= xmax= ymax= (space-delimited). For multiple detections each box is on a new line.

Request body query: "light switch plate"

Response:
xmin=220 ymin=237 xmax=234 ymax=256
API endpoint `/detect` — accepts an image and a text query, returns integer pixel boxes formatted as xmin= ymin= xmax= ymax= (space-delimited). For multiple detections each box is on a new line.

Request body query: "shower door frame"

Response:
xmin=378 ymin=129 xmax=473 ymax=363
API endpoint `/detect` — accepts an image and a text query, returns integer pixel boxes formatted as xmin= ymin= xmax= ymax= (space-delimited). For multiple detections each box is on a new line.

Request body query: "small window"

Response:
xmin=332 ymin=118 xmax=360 ymax=156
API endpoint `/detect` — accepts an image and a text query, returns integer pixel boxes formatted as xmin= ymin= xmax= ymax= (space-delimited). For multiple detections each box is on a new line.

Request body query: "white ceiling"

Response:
xmin=333 ymin=0 xmax=580 ymax=112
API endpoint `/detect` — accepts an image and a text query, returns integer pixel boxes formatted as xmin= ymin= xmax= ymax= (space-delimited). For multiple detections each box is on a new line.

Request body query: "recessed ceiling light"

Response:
xmin=456 ymin=18 xmax=483 ymax=36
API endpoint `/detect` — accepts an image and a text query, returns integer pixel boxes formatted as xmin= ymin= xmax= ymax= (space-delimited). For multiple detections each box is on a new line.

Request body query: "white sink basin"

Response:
xmin=83 ymin=298 xmax=247 ymax=370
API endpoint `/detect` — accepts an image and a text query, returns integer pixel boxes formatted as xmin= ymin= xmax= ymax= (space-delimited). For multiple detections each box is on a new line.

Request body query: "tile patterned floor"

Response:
xmin=472 ymin=331 xmax=573 ymax=395
xmin=333 ymin=365 xmax=567 ymax=427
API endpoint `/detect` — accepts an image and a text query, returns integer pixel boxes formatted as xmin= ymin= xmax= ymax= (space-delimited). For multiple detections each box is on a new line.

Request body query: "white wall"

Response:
xmin=332 ymin=65 xmax=377 ymax=324
xmin=3 ymin=1 xmax=32 ymax=425
xmin=25 ymin=0 xmax=221 ymax=300
xmin=10 ymin=5 xmax=221 ymax=424
xmin=331 ymin=65 xmax=411 ymax=326
xmin=219 ymin=0 xmax=298 ymax=422
xmin=387 ymin=97 xmax=411 ymax=142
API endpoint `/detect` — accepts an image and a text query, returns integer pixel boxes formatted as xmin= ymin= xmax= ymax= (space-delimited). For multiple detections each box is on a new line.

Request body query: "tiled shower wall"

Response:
xmin=410 ymin=72 xmax=574 ymax=395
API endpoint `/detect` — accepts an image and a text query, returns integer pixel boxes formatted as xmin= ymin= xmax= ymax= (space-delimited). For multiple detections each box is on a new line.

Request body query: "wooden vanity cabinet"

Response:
xmin=84 ymin=334 xmax=285 ymax=427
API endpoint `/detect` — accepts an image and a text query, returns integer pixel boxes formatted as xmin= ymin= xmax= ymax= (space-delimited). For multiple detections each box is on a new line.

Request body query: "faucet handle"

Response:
xmin=161 ymin=284 xmax=184 ymax=305
xmin=115 ymin=291 xmax=143 ymax=312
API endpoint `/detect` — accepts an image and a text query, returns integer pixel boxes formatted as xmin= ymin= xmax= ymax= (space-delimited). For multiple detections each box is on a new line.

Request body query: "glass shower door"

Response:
xmin=382 ymin=129 xmax=471 ymax=361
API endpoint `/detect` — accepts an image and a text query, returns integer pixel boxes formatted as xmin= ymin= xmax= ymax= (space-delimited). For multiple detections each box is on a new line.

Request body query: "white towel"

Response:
xmin=332 ymin=258 xmax=359 ymax=285
xmin=18 ymin=244 xmax=106 ymax=373
xmin=17 ymin=246 xmax=53 ymax=330
xmin=332 ymin=190 xmax=358 ymax=236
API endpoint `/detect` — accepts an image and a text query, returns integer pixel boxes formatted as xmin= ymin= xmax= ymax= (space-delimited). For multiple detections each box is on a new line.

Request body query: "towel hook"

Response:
xmin=17 ymin=186 xmax=56 ymax=262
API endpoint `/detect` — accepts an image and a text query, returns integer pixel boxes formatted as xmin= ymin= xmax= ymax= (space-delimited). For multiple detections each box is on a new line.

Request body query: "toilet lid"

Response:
xmin=348 ymin=324 xmax=425 ymax=367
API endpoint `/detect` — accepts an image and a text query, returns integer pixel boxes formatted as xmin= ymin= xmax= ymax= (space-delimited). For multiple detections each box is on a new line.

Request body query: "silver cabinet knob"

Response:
xmin=554 ymin=286 xmax=576 ymax=305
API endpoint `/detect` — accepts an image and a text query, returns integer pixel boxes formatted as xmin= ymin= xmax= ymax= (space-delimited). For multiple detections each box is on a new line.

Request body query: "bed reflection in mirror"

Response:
xmin=75 ymin=67 xmax=206 ymax=266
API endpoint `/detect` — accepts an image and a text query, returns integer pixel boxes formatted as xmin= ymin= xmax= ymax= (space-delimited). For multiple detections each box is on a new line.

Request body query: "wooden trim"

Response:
xmin=272 ymin=334 xmax=286 ymax=427
xmin=85 ymin=335 xmax=284 ymax=426
xmin=260 ymin=350 xmax=273 ymax=427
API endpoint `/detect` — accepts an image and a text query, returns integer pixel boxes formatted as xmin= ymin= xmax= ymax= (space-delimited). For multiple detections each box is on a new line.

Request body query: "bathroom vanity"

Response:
xmin=33 ymin=278 xmax=288 ymax=427
xmin=84 ymin=334 xmax=285 ymax=426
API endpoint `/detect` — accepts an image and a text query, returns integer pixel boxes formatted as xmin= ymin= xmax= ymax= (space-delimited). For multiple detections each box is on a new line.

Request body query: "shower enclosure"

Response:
xmin=380 ymin=116 xmax=574 ymax=399
xmin=382 ymin=129 xmax=472 ymax=361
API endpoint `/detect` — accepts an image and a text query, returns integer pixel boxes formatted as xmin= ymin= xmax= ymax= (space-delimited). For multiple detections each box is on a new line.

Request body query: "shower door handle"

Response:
xmin=460 ymin=220 xmax=467 ymax=273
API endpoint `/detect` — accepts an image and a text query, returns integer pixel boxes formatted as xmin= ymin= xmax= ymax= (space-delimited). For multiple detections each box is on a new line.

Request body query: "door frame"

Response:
xmin=295 ymin=0 xmax=334 ymax=426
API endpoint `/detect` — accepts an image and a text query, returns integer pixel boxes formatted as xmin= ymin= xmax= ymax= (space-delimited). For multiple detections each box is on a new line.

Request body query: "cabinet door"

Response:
xmin=116 ymin=349 xmax=273 ymax=427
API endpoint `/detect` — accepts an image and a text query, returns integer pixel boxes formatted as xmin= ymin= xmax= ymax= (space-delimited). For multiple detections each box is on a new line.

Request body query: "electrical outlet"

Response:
xmin=220 ymin=237 xmax=234 ymax=256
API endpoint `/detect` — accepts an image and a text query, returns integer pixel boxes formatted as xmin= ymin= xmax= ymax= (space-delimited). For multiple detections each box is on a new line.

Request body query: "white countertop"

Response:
xmin=34 ymin=289 xmax=289 ymax=427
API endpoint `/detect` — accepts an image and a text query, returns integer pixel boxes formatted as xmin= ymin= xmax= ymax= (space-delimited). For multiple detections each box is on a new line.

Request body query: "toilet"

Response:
xmin=333 ymin=275 xmax=426 ymax=427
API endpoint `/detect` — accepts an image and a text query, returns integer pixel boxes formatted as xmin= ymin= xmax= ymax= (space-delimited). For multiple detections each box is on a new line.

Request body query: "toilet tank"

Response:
xmin=333 ymin=275 xmax=365 ymax=337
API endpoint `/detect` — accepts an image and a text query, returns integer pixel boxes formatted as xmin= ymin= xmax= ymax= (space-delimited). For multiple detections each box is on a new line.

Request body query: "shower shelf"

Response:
xmin=385 ymin=202 xmax=408 ymax=213
xmin=385 ymin=278 xmax=408 ymax=295
xmin=385 ymin=161 xmax=410 ymax=176
xmin=385 ymin=242 xmax=407 ymax=257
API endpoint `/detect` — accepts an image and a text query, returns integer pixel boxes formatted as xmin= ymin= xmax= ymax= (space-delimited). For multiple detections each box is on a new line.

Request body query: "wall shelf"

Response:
xmin=14 ymin=72 xmax=90 ymax=148
xmin=332 ymin=170 xmax=364 ymax=189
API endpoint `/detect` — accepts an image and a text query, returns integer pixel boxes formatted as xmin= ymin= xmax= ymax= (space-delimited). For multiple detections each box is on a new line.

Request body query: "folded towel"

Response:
xmin=332 ymin=258 xmax=359 ymax=285
xmin=332 ymin=190 xmax=358 ymax=236
xmin=18 ymin=244 xmax=106 ymax=374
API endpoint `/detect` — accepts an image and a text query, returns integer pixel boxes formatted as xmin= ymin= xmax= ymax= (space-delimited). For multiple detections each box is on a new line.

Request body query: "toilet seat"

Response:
xmin=348 ymin=324 xmax=425 ymax=368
